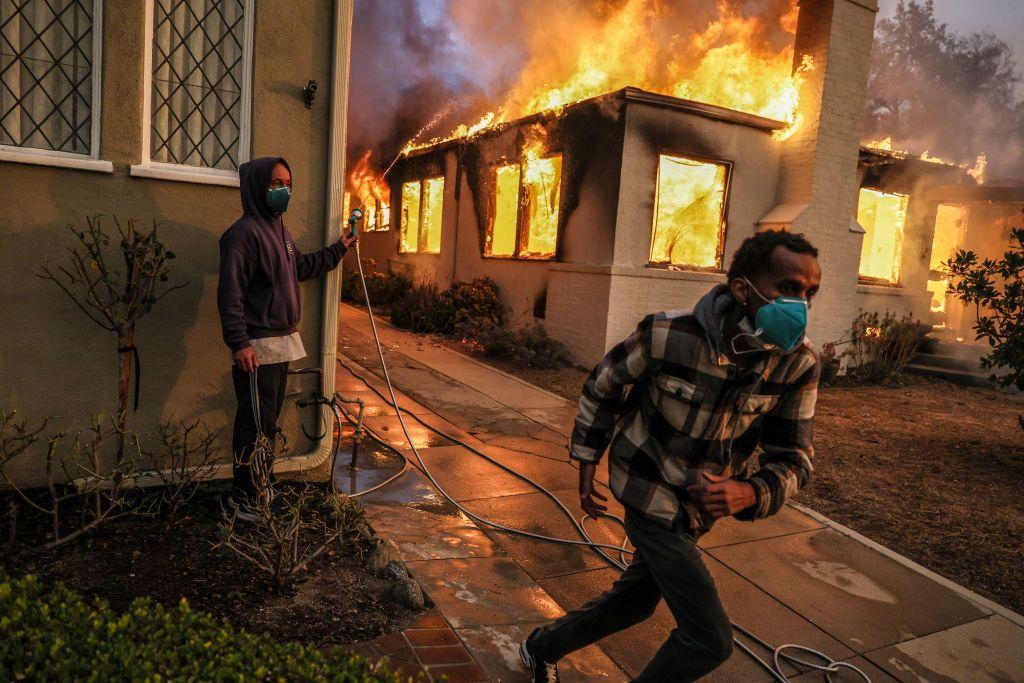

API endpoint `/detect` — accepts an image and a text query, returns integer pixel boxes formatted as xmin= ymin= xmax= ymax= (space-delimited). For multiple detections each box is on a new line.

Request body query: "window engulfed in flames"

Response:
xmin=926 ymin=203 xmax=967 ymax=313
xmin=400 ymin=176 xmax=445 ymax=255
xmin=486 ymin=154 xmax=562 ymax=260
xmin=857 ymin=188 xmax=908 ymax=283
xmin=650 ymin=155 xmax=728 ymax=269
xmin=488 ymin=164 xmax=520 ymax=257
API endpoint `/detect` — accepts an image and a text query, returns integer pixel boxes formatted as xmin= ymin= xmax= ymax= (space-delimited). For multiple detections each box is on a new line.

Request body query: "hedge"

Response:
xmin=0 ymin=574 xmax=413 ymax=682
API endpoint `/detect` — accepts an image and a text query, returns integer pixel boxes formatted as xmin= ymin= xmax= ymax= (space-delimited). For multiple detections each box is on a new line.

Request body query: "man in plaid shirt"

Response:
xmin=521 ymin=230 xmax=822 ymax=682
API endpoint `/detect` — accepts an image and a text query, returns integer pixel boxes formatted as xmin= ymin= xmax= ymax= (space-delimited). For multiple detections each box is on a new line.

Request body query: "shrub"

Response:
xmin=342 ymin=259 xmax=411 ymax=307
xmin=0 ymin=574 xmax=409 ymax=681
xmin=945 ymin=224 xmax=1024 ymax=393
xmin=843 ymin=310 xmax=927 ymax=383
xmin=389 ymin=283 xmax=449 ymax=333
xmin=465 ymin=318 xmax=572 ymax=369
xmin=443 ymin=277 xmax=506 ymax=334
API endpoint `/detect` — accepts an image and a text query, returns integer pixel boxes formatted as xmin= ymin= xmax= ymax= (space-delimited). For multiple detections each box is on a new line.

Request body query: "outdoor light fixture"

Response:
xmin=304 ymin=79 xmax=319 ymax=108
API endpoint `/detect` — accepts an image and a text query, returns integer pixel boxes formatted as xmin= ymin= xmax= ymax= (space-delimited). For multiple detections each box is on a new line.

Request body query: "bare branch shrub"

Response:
xmin=843 ymin=310 xmax=927 ymax=383
xmin=0 ymin=411 xmax=138 ymax=548
xmin=216 ymin=438 xmax=370 ymax=591
xmin=37 ymin=216 xmax=187 ymax=467
xmin=140 ymin=420 xmax=220 ymax=527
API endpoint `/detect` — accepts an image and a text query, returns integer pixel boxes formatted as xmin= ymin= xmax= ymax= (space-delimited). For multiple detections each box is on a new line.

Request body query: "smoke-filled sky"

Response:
xmin=347 ymin=0 xmax=1024 ymax=177
xmin=878 ymin=0 xmax=1024 ymax=83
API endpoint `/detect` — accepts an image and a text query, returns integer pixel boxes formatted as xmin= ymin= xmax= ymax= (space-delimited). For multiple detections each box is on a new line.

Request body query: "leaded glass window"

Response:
xmin=149 ymin=0 xmax=251 ymax=171
xmin=0 ymin=0 xmax=100 ymax=155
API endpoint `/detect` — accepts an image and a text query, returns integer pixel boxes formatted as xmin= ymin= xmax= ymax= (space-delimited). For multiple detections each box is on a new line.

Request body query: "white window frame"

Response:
xmin=0 ymin=0 xmax=112 ymax=173
xmin=130 ymin=0 xmax=254 ymax=187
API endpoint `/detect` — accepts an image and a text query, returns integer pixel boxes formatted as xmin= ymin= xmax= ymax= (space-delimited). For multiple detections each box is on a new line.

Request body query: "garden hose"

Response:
xmin=342 ymin=237 xmax=870 ymax=683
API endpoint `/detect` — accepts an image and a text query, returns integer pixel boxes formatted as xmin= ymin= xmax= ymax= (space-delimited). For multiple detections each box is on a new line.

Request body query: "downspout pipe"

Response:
xmin=275 ymin=0 xmax=355 ymax=475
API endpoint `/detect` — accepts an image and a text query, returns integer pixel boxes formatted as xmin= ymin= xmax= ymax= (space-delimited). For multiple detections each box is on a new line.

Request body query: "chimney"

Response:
xmin=763 ymin=0 xmax=879 ymax=347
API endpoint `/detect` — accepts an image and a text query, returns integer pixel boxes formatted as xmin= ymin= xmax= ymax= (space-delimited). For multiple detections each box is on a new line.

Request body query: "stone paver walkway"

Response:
xmin=335 ymin=303 xmax=1024 ymax=682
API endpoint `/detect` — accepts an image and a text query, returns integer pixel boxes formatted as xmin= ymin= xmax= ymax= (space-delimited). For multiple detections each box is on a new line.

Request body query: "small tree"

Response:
xmin=38 ymin=216 xmax=187 ymax=467
xmin=946 ymin=224 xmax=1024 ymax=429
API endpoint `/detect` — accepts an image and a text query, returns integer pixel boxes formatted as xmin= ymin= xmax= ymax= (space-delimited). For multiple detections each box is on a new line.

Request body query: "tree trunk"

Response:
xmin=116 ymin=326 xmax=135 ymax=469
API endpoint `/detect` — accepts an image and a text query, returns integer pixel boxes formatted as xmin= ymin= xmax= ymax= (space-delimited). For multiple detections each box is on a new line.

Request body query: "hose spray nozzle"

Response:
xmin=347 ymin=208 xmax=364 ymax=238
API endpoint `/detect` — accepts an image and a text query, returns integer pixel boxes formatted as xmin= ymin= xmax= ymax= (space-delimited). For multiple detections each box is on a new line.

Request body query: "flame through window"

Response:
xmin=485 ymin=155 xmax=562 ymax=260
xmin=856 ymin=188 xmax=908 ymax=284
xmin=650 ymin=155 xmax=728 ymax=269
xmin=400 ymin=176 xmax=444 ymax=254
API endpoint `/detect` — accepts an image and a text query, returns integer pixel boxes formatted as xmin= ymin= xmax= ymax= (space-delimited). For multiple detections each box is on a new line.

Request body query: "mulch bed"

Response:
xmin=0 ymin=483 xmax=424 ymax=646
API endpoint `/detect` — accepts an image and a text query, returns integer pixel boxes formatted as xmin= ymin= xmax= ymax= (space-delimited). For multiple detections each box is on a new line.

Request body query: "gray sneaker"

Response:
xmin=520 ymin=628 xmax=559 ymax=682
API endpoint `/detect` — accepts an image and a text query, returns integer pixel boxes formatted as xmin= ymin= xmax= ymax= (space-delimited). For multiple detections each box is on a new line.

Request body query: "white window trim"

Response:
xmin=130 ymin=0 xmax=254 ymax=186
xmin=0 ymin=0 xmax=111 ymax=173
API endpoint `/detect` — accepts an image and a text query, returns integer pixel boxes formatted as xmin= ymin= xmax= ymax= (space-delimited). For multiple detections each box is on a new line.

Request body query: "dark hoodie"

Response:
xmin=217 ymin=156 xmax=347 ymax=352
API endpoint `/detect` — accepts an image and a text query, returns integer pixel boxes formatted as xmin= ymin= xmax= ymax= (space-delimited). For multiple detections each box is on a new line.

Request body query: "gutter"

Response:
xmin=273 ymin=0 xmax=354 ymax=476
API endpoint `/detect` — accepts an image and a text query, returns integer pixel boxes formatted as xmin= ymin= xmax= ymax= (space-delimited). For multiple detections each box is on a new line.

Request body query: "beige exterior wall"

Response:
xmin=0 ymin=1 xmax=339 ymax=484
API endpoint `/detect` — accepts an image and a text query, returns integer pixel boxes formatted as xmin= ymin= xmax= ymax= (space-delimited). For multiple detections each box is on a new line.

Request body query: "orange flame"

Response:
xmin=409 ymin=0 xmax=807 ymax=151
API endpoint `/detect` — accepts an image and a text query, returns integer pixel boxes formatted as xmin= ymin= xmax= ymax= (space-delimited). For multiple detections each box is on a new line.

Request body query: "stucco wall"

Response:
xmin=356 ymin=99 xmax=627 ymax=328
xmin=589 ymin=101 xmax=782 ymax=357
xmin=0 ymin=1 xmax=337 ymax=484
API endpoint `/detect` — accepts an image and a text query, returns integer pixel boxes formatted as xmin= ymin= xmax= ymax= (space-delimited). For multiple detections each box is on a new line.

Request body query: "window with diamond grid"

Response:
xmin=150 ymin=0 xmax=250 ymax=171
xmin=0 ymin=0 xmax=98 ymax=155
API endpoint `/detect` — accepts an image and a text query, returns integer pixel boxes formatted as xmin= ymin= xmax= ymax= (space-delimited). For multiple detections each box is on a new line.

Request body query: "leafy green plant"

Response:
xmin=842 ymin=310 xmax=927 ymax=383
xmin=38 ymin=216 xmax=187 ymax=467
xmin=0 ymin=574 xmax=411 ymax=681
xmin=388 ymin=282 xmax=449 ymax=333
xmin=464 ymin=318 xmax=572 ymax=369
xmin=945 ymin=225 xmax=1024 ymax=392
xmin=343 ymin=258 xmax=411 ymax=307
xmin=442 ymin=277 xmax=506 ymax=334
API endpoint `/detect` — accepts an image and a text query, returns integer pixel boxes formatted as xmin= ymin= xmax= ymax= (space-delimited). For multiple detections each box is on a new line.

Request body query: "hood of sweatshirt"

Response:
xmin=694 ymin=283 xmax=737 ymax=360
xmin=238 ymin=156 xmax=290 ymax=223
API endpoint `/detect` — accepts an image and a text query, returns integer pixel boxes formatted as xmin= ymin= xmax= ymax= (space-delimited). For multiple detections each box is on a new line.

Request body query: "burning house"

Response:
xmin=353 ymin=0 xmax=878 ymax=363
xmin=350 ymin=0 xmax=1013 ymax=366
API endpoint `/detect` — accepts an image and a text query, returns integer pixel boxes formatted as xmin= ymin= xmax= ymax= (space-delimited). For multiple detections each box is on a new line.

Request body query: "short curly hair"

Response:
xmin=726 ymin=230 xmax=818 ymax=281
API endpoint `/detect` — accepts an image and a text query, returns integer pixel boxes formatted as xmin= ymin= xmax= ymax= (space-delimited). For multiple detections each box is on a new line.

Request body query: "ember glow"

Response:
xmin=407 ymin=0 xmax=807 ymax=152
xmin=346 ymin=150 xmax=391 ymax=231
xmin=650 ymin=155 xmax=728 ymax=269
xmin=857 ymin=188 xmax=908 ymax=284
xmin=926 ymin=203 xmax=967 ymax=313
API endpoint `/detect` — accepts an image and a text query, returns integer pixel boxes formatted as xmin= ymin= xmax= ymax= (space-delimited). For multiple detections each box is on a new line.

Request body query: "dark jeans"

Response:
xmin=531 ymin=508 xmax=733 ymax=682
xmin=231 ymin=361 xmax=289 ymax=499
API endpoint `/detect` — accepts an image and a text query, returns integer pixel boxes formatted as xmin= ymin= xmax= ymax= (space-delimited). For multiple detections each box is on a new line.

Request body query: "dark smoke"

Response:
xmin=864 ymin=0 xmax=1024 ymax=181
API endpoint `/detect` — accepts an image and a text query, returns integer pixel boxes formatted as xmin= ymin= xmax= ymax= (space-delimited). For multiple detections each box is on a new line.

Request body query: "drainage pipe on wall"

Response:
xmin=274 ymin=0 xmax=355 ymax=476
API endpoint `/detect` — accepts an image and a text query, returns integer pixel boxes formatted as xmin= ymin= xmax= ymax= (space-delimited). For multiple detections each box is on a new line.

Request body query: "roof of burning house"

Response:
xmin=404 ymin=86 xmax=787 ymax=158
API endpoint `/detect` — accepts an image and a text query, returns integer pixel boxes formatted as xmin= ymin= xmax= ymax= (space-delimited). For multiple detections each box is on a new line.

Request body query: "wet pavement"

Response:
xmin=335 ymin=303 xmax=1024 ymax=682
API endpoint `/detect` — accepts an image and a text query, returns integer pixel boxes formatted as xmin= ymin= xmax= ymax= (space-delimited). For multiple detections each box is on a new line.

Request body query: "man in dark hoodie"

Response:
xmin=519 ymin=230 xmax=822 ymax=682
xmin=217 ymin=156 xmax=356 ymax=520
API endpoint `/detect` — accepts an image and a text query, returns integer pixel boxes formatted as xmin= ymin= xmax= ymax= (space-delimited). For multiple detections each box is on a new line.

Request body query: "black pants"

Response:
xmin=531 ymin=508 xmax=733 ymax=682
xmin=231 ymin=361 xmax=289 ymax=499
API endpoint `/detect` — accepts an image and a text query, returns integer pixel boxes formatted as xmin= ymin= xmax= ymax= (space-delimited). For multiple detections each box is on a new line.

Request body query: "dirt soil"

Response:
xmin=0 ymin=485 xmax=424 ymax=645
xmin=439 ymin=344 xmax=1024 ymax=614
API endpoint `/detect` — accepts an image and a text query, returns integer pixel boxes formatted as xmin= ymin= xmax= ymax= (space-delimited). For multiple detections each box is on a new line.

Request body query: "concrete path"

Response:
xmin=335 ymin=303 xmax=1024 ymax=682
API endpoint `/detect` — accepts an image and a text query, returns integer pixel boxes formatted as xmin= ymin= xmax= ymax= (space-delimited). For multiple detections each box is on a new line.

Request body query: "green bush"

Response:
xmin=0 ymin=574 xmax=411 ymax=682
xmin=443 ymin=277 xmax=506 ymax=334
xmin=465 ymin=318 xmax=572 ymax=369
xmin=342 ymin=259 xmax=411 ymax=307
xmin=389 ymin=283 xmax=449 ymax=333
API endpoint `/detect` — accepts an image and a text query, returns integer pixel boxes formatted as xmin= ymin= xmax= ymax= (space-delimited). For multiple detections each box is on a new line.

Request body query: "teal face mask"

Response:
xmin=736 ymin=278 xmax=808 ymax=353
xmin=266 ymin=186 xmax=291 ymax=214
